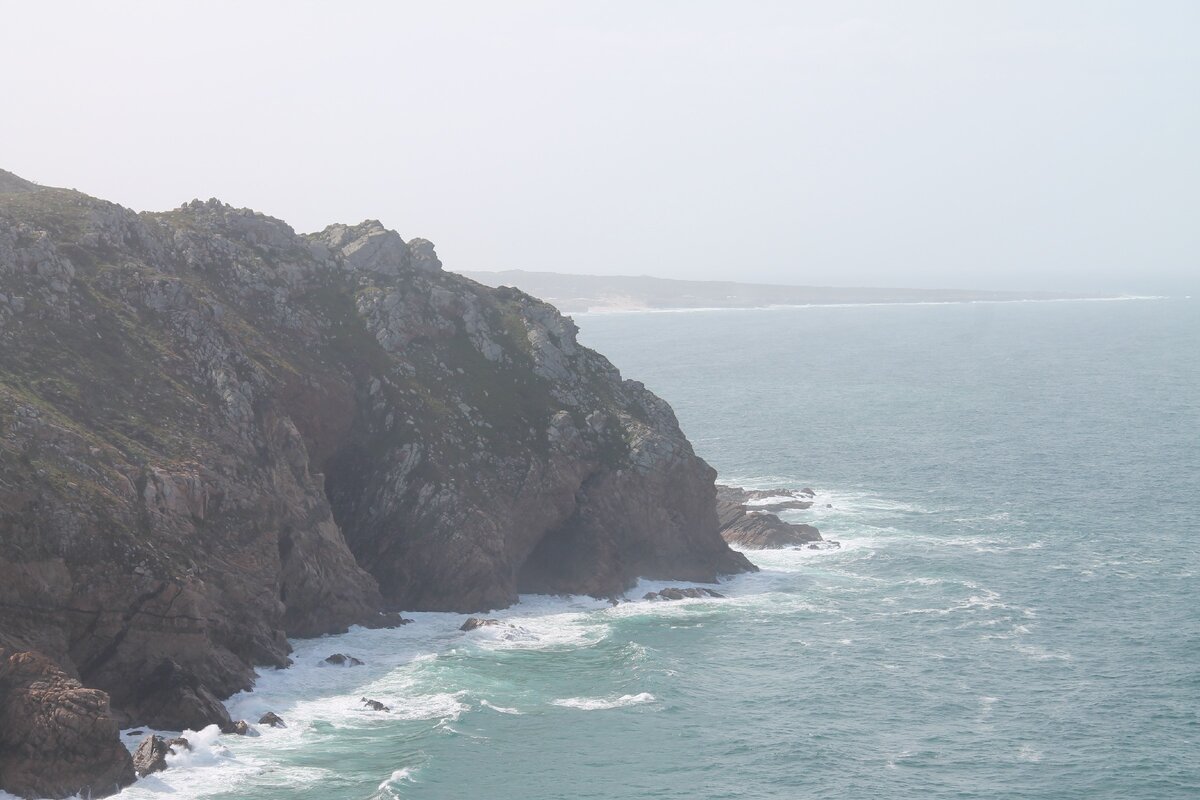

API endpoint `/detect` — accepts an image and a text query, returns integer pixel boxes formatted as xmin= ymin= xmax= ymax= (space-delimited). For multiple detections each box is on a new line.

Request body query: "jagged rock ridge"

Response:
xmin=716 ymin=485 xmax=823 ymax=548
xmin=0 ymin=171 xmax=753 ymax=797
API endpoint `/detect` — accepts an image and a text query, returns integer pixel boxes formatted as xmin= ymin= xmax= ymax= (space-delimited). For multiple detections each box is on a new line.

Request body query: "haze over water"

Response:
xmin=4 ymin=3 xmax=1197 ymax=296
xmin=60 ymin=297 xmax=1194 ymax=800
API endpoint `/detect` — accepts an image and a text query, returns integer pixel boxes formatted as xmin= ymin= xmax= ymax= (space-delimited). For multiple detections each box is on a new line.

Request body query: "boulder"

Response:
xmin=225 ymin=719 xmax=252 ymax=735
xmin=131 ymin=734 xmax=189 ymax=777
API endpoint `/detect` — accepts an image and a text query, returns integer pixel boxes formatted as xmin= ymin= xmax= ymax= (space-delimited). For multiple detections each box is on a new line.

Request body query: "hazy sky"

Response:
xmin=2 ymin=1 xmax=1196 ymax=294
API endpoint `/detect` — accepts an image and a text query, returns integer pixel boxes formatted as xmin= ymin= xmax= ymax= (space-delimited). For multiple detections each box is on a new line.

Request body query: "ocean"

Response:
xmin=68 ymin=297 xmax=1200 ymax=799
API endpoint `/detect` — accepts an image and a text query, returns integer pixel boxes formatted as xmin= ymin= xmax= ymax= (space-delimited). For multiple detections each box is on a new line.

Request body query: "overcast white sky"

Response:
xmin=1 ymin=1 xmax=1196 ymax=294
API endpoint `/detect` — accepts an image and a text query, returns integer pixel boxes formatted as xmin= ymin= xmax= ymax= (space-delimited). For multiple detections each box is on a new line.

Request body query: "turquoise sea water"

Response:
xmin=95 ymin=298 xmax=1197 ymax=800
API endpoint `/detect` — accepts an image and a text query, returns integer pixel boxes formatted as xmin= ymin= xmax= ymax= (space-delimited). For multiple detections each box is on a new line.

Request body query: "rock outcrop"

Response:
xmin=642 ymin=587 xmax=725 ymax=601
xmin=716 ymin=485 xmax=823 ymax=548
xmin=0 ymin=171 xmax=754 ymax=796
xmin=0 ymin=648 xmax=135 ymax=798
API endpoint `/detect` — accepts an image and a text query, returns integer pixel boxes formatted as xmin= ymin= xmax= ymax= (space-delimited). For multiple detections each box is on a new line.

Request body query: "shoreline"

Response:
xmin=92 ymin=549 xmax=841 ymax=800
xmin=80 ymin=480 xmax=835 ymax=799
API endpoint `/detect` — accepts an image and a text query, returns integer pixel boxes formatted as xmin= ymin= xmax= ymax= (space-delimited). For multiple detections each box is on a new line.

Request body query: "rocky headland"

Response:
xmin=0 ymin=170 xmax=754 ymax=798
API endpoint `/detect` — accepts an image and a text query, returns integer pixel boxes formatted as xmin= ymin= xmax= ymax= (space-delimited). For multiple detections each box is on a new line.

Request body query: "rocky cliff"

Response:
xmin=0 ymin=170 xmax=752 ymax=797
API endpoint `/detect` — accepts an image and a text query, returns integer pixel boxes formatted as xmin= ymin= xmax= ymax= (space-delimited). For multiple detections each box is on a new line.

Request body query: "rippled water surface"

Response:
xmin=103 ymin=298 xmax=1198 ymax=800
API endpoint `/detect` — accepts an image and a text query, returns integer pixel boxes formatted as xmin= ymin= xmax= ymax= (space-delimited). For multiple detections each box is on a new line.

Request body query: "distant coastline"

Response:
xmin=457 ymin=269 xmax=1123 ymax=314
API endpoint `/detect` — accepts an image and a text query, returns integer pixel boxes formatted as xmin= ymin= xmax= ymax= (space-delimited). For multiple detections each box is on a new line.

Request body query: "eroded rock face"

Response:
xmin=0 ymin=172 xmax=754 ymax=794
xmin=0 ymin=648 xmax=135 ymax=798
xmin=716 ymin=485 xmax=823 ymax=548
xmin=331 ymin=275 xmax=755 ymax=611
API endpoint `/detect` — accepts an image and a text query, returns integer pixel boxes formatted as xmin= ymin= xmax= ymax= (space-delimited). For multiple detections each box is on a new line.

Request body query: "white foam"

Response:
xmin=378 ymin=767 xmax=415 ymax=790
xmin=716 ymin=481 xmax=950 ymax=522
xmin=116 ymin=725 xmax=263 ymax=800
xmin=550 ymin=692 xmax=656 ymax=710
xmin=465 ymin=603 xmax=608 ymax=652
xmin=743 ymin=493 xmax=807 ymax=507
xmin=163 ymin=725 xmax=230 ymax=769
xmin=480 ymin=699 xmax=524 ymax=715
xmin=374 ymin=767 xmax=418 ymax=799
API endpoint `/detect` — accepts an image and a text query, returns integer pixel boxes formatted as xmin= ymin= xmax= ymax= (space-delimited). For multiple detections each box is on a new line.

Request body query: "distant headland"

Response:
xmin=458 ymin=269 xmax=1115 ymax=313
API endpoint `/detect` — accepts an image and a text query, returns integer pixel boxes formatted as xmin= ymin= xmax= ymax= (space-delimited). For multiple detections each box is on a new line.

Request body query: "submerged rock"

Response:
xmin=361 ymin=611 xmax=414 ymax=629
xmin=643 ymin=587 xmax=725 ymax=601
xmin=323 ymin=653 xmax=364 ymax=666
xmin=361 ymin=697 xmax=390 ymax=712
xmin=460 ymin=617 xmax=504 ymax=632
xmin=807 ymin=540 xmax=841 ymax=550
xmin=258 ymin=711 xmax=286 ymax=728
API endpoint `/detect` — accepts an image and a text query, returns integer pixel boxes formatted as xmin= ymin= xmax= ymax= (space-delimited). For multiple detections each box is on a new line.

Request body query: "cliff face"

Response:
xmin=0 ymin=169 xmax=753 ymax=794
xmin=317 ymin=226 xmax=750 ymax=611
